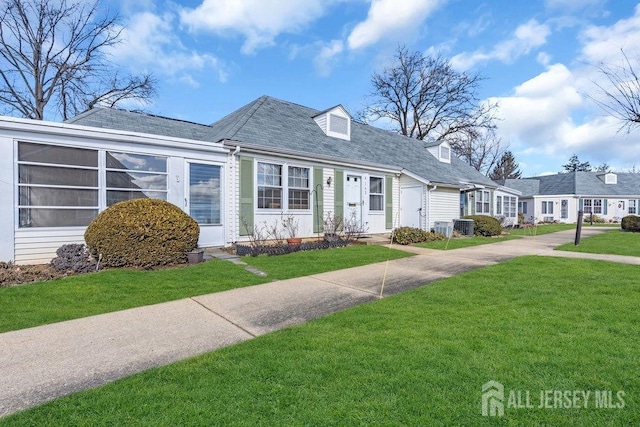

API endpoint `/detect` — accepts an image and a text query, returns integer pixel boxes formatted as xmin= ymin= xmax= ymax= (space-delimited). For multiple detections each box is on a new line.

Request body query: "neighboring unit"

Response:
xmin=500 ymin=172 xmax=640 ymax=223
xmin=1 ymin=96 xmax=518 ymax=263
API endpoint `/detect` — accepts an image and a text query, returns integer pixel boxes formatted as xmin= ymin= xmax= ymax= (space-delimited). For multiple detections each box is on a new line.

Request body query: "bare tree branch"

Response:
xmin=590 ymin=49 xmax=640 ymax=133
xmin=0 ymin=0 xmax=155 ymax=120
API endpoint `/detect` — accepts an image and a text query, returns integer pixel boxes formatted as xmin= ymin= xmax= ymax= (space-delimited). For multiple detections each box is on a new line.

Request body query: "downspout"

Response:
xmin=427 ymin=184 xmax=437 ymax=231
xmin=230 ymin=146 xmax=241 ymax=243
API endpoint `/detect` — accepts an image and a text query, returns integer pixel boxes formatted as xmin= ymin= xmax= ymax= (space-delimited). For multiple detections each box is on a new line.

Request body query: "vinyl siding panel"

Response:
xmin=429 ymin=188 xmax=459 ymax=230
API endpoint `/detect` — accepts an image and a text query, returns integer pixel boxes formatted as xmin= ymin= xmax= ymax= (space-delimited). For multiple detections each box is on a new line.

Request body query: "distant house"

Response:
xmin=1 ymin=96 xmax=518 ymax=263
xmin=500 ymin=172 xmax=640 ymax=223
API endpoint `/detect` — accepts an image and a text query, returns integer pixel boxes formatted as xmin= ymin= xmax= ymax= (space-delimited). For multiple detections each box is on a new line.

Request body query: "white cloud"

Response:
xmin=347 ymin=0 xmax=444 ymax=50
xmin=179 ymin=0 xmax=331 ymax=54
xmin=579 ymin=4 xmax=640 ymax=65
xmin=106 ymin=12 xmax=225 ymax=85
xmin=451 ymin=19 xmax=551 ymax=70
xmin=313 ymin=40 xmax=344 ymax=77
xmin=544 ymin=0 xmax=605 ymax=12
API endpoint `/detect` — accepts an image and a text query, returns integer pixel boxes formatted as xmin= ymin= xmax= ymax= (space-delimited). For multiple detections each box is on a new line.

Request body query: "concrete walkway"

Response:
xmin=0 ymin=227 xmax=635 ymax=417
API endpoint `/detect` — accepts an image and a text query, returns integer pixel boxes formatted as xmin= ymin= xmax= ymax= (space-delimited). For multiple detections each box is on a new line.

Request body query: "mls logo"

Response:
xmin=482 ymin=380 xmax=504 ymax=417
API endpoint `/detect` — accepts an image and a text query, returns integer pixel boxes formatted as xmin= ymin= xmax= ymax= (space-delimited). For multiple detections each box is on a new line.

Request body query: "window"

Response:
xmin=518 ymin=201 xmax=528 ymax=214
xmin=630 ymin=200 xmax=637 ymax=215
xmin=476 ymin=190 xmax=490 ymax=214
xmin=288 ymin=166 xmax=310 ymax=209
xmin=189 ymin=164 xmax=221 ymax=225
xmin=541 ymin=201 xmax=554 ymax=215
xmin=440 ymin=145 xmax=450 ymax=161
xmin=257 ymin=162 xmax=283 ymax=209
xmin=106 ymin=151 xmax=167 ymax=205
xmin=18 ymin=142 xmax=99 ymax=227
xmin=369 ymin=177 xmax=384 ymax=211
xmin=583 ymin=199 xmax=602 ymax=214
xmin=502 ymin=196 xmax=517 ymax=218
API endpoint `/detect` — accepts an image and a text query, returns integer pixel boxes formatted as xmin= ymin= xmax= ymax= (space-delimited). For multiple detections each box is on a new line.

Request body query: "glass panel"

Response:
xmin=19 ymin=208 xmax=98 ymax=227
xmin=370 ymin=194 xmax=384 ymax=211
xmin=19 ymin=164 xmax=98 ymax=187
xmin=18 ymin=142 xmax=98 ymax=167
xmin=189 ymin=164 xmax=222 ymax=225
xmin=106 ymin=191 xmax=166 ymax=206
xmin=258 ymin=163 xmax=282 ymax=187
xmin=107 ymin=171 xmax=167 ymax=190
xmin=288 ymin=189 xmax=309 ymax=210
xmin=257 ymin=187 xmax=282 ymax=209
xmin=19 ymin=187 xmax=98 ymax=207
xmin=288 ymin=166 xmax=309 ymax=189
xmin=370 ymin=177 xmax=383 ymax=194
xmin=106 ymin=151 xmax=167 ymax=172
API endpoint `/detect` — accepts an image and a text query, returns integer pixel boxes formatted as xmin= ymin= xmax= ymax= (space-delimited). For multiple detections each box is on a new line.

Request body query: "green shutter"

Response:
xmin=334 ymin=169 xmax=344 ymax=227
xmin=385 ymin=175 xmax=393 ymax=229
xmin=313 ymin=167 xmax=324 ymax=233
xmin=603 ymin=199 xmax=608 ymax=215
xmin=239 ymin=157 xmax=254 ymax=236
xmin=579 ymin=198 xmax=583 ymax=211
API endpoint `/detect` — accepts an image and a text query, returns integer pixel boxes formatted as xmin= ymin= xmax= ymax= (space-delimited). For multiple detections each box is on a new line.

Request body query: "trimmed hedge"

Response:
xmin=84 ymin=199 xmax=199 ymax=268
xmin=621 ymin=215 xmax=640 ymax=232
xmin=393 ymin=227 xmax=446 ymax=245
xmin=462 ymin=215 xmax=502 ymax=237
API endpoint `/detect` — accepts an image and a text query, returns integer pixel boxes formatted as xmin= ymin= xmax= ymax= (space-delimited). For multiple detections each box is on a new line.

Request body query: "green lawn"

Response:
xmin=556 ymin=230 xmax=640 ymax=257
xmin=0 ymin=245 xmax=411 ymax=333
xmin=4 ymin=256 xmax=637 ymax=426
xmin=508 ymin=223 xmax=576 ymax=236
xmin=415 ymin=235 xmax=520 ymax=250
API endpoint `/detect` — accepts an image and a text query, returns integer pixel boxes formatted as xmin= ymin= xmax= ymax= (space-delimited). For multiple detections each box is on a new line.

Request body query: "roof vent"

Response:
xmin=313 ymin=105 xmax=351 ymax=141
xmin=427 ymin=141 xmax=451 ymax=164
xmin=598 ymin=172 xmax=617 ymax=184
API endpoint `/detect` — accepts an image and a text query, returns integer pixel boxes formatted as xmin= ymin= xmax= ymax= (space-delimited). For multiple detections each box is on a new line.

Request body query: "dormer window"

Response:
xmin=440 ymin=145 xmax=450 ymax=162
xmin=313 ymin=105 xmax=351 ymax=141
xmin=597 ymin=172 xmax=617 ymax=184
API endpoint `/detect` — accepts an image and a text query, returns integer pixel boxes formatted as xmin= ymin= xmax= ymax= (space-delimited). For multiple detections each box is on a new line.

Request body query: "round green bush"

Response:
xmin=393 ymin=227 xmax=446 ymax=245
xmin=84 ymin=199 xmax=199 ymax=268
xmin=462 ymin=215 xmax=503 ymax=237
xmin=621 ymin=215 xmax=640 ymax=232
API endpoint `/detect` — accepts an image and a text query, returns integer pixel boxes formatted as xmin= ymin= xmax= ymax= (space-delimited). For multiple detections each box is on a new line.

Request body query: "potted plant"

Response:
xmin=281 ymin=214 xmax=301 ymax=245
xmin=187 ymin=248 xmax=204 ymax=264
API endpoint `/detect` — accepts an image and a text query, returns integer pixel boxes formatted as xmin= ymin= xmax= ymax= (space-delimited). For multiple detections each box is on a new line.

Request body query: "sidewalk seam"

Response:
xmin=189 ymin=297 xmax=257 ymax=338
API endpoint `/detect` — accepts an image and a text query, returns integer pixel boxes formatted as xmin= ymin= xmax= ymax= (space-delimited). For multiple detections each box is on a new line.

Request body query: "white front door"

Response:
xmin=400 ymin=186 xmax=423 ymax=228
xmin=186 ymin=162 xmax=224 ymax=246
xmin=616 ymin=200 xmax=626 ymax=218
xmin=345 ymin=174 xmax=363 ymax=226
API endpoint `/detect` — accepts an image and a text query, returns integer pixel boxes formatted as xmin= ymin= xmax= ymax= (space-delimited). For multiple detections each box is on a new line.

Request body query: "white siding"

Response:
xmin=323 ymin=168 xmax=335 ymax=219
xmin=0 ymin=134 xmax=14 ymax=262
xmin=14 ymin=229 xmax=86 ymax=264
xmin=428 ymin=188 xmax=459 ymax=230
xmin=392 ymin=176 xmax=400 ymax=229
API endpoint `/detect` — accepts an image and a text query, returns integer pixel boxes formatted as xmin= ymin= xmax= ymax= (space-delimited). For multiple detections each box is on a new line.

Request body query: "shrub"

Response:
xmin=621 ymin=215 xmax=640 ymax=232
xmin=50 ymin=243 xmax=97 ymax=273
xmin=462 ymin=215 xmax=502 ymax=237
xmin=583 ymin=214 xmax=605 ymax=223
xmin=393 ymin=227 xmax=446 ymax=245
xmin=84 ymin=199 xmax=199 ymax=268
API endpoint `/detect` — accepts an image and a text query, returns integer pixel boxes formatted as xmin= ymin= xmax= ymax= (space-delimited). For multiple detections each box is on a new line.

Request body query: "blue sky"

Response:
xmin=107 ymin=0 xmax=640 ymax=176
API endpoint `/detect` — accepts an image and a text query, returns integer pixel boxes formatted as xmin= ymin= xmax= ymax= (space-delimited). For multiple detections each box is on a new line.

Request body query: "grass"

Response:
xmin=509 ymin=223 xmax=619 ymax=237
xmin=556 ymin=230 xmax=640 ymax=257
xmin=0 ymin=245 xmax=411 ymax=333
xmin=3 ymin=256 xmax=637 ymax=425
xmin=414 ymin=235 xmax=520 ymax=250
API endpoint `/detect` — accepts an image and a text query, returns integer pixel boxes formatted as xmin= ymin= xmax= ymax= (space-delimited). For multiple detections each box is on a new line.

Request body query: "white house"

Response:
xmin=501 ymin=172 xmax=640 ymax=223
xmin=2 ymin=96 xmax=517 ymax=264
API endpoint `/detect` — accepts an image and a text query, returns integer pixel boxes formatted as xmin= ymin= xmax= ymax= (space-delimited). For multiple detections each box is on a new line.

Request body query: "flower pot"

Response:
xmin=187 ymin=248 xmax=204 ymax=264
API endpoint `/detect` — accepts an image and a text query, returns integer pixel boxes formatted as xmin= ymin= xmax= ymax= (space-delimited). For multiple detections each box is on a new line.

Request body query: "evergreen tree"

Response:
xmin=489 ymin=151 xmax=522 ymax=180
xmin=562 ymin=154 xmax=592 ymax=172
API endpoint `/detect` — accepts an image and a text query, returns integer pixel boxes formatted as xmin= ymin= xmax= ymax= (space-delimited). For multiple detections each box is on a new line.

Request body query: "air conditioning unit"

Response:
xmin=453 ymin=219 xmax=474 ymax=236
xmin=434 ymin=221 xmax=453 ymax=238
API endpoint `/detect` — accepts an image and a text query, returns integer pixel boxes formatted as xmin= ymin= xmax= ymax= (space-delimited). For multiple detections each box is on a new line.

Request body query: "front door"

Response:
xmin=616 ymin=200 xmax=626 ymax=218
xmin=400 ymin=186 xmax=423 ymax=228
xmin=186 ymin=162 xmax=224 ymax=246
xmin=345 ymin=174 xmax=363 ymax=226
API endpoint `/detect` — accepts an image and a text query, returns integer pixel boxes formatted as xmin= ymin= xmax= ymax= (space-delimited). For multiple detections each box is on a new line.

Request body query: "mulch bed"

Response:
xmin=0 ymin=262 xmax=64 ymax=288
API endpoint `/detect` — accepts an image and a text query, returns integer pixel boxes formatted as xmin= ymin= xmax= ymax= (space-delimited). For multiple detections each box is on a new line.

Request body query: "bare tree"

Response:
xmin=0 ymin=0 xmax=155 ymax=120
xmin=456 ymin=129 xmax=506 ymax=175
xmin=361 ymin=45 xmax=498 ymax=145
xmin=591 ymin=49 xmax=640 ymax=132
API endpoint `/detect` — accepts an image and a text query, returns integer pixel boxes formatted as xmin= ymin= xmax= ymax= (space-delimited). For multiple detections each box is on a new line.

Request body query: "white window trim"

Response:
xmin=256 ymin=160 xmax=312 ymax=212
xmin=368 ymin=176 xmax=384 ymax=213
xmin=476 ymin=190 xmax=490 ymax=214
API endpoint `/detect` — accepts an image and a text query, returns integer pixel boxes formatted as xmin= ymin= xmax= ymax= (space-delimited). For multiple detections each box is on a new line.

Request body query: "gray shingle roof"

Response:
xmin=503 ymin=172 xmax=640 ymax=197
xmin=68 ymin=96 xmax=497 ymax=188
